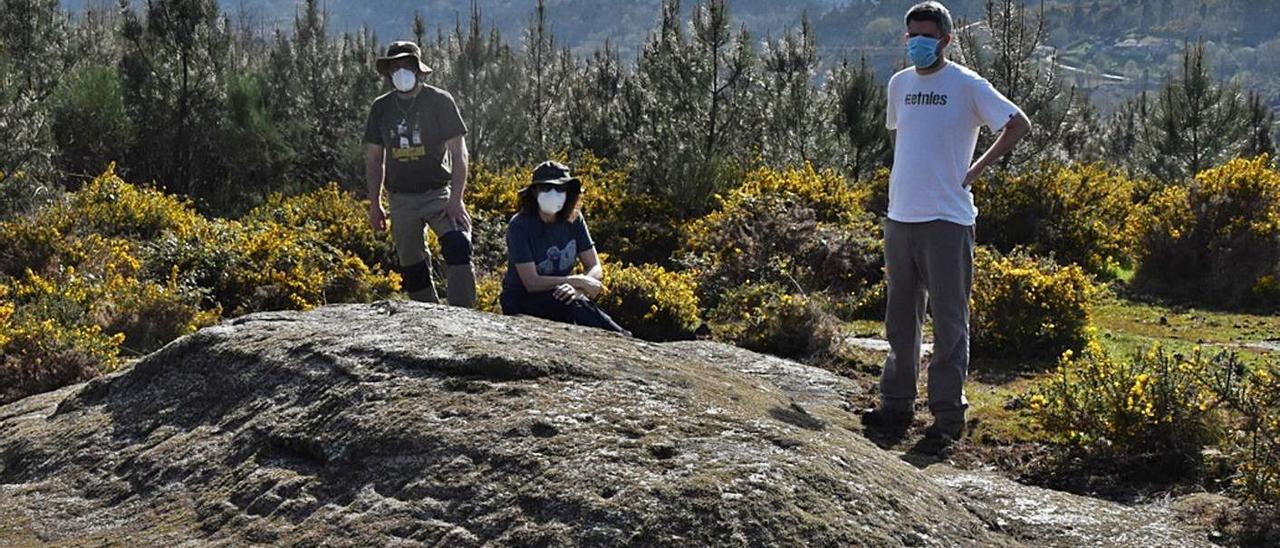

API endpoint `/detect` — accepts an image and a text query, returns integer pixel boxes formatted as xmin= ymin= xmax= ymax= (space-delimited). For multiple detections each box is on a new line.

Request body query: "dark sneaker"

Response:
xmin=910 ymin=424 xmax=963 ymax=457
xmin=860 ymin=407 xmax=913 ymax=433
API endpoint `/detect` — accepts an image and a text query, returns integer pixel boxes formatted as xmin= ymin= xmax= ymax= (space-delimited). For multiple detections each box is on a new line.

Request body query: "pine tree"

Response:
xmin=1244 ymin=91 xmax=1276 ymax=159
xmin=828 ymin=56 xmax=889 ymax=181
xmin=758 ymin=16 xmax=825 ymax=167
xmin=628 ymin=0 xmax=756 ymax=212
xmin=0 ymin=0 xmax=67 ymax=189
xmin=519 ymin=0 xmax=567 ymax=159
xmin=118 ymin=0 xmax=232 ymax=206
xmin=566 ymin=41 xmax=628 ymax=160
xmin=1141 ymin=42 xmax=1247 ymax=183
xmin=956 ymin=0 xmax=1082 ymax=165
xmin=692 ymin=0 xmax=754 ymax=165
xmin=446 ymin=3 xmax=523 ymax=165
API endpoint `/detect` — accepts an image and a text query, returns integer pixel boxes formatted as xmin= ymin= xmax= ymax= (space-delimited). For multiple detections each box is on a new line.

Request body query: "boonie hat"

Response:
xmin=376 ymin=40 xmax=433 ymax=75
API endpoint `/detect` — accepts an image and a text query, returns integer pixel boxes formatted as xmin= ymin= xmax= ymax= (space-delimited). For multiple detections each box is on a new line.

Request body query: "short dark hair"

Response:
xmin=905 ymin=1 xmax=953 ymax=36
xmin=519 ymin=184 xmax=582 ymax=223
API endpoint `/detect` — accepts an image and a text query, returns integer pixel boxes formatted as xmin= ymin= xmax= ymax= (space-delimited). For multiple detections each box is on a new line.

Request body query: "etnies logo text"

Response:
xmin=905 ymin=92 xmax=948 ymax=106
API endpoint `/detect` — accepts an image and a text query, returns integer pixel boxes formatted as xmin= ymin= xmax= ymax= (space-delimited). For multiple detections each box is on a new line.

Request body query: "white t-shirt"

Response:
xmin=885 ymin=62 xmax=1023 ymax=226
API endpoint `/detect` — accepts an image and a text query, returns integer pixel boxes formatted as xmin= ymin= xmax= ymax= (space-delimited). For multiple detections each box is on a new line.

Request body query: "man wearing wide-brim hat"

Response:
xmin=364 ymin=40 xmax=476 ymax=307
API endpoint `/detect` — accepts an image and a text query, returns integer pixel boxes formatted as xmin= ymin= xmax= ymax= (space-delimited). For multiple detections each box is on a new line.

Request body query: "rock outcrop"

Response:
xmin=0 ymin=302 xmax=1214 ymax=546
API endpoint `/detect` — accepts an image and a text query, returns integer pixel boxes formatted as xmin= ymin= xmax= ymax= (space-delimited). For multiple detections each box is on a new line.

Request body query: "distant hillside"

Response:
xmin=67 ymin=0 xmax=845 ymax=58
xmin=62 ymin=0 xmax=1279 ymax=111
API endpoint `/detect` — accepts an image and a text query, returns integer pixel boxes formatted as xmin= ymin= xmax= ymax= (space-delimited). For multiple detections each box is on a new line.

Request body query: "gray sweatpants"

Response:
xmin=880 ymin=219 xmax=974 ymax=431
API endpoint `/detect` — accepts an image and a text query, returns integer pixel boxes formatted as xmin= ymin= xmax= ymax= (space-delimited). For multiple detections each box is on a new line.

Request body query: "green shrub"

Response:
xmin=1030 ymin=343 xmax=1223 ymax=474
xmin=708 ymin=282 xmax=844 ymax=361
xmin=50 ymin=65 xmax=131 ymax=180
xmin=597 ymin=263 xmax=701 ymax=342
xmin=1133 ymin=155 xmax=1280 ymax=309
xmin=0 ymin=170 xmax=56 ymax=220
xmin=971 ymin=247 xmax=1095 ymax=360
xmin=589 ymin=191 xmax=685 ymax=268
xmin=1200 ymin=356 xmax=1280 ymax=504
xmin=467 ymin=209 xmax=514 ymax=274
xmin=683 ymin=165 xmax=882 ymax=318
xmin=974 ymin=163 xmax=1140 ymax=276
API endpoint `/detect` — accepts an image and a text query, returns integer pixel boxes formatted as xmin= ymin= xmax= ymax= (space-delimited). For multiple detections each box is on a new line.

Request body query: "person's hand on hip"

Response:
xmin=962 ymin=163 xmax=985 ymax=190
xmin=446 ymin=198 xmax=471 ymax=232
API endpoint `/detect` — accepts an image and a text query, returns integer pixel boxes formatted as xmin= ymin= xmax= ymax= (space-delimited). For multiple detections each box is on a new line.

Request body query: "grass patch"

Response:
xmin=1093 ymin=293 xmax=1280 ymax=360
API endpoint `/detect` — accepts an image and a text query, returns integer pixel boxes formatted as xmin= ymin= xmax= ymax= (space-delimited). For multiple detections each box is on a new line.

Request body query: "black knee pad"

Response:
xmin=399 ymin=260 xmax=433 ymax=293
xmin=440 ymin=230 xmax=472 ymax=266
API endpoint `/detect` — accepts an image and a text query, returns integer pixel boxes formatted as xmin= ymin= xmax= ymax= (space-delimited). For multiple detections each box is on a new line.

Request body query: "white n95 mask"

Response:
xmin=391 ymin=69 xmax=417 ymax=92
xmin=538 ymin=189 xmax=567 ymax=215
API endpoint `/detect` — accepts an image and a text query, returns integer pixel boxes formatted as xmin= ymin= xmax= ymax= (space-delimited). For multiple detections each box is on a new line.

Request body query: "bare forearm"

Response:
xmin=973 ymin=116 xmax=1031 ymax=171
xmin=974 ymin=132 xmax=1020 ymax=170
xmin=365 ymin=160 xmax=384 ymax=205
xmin=449 ymin=140 xmax=468 ymax=203
xmin=522 ymin=274 xmax=575 ymax=293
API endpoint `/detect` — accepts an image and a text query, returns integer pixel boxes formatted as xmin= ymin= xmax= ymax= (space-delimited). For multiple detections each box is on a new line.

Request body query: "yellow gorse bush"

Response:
xmin=1133 ymin=155 xmax=1280 ymax=308
xmin=52 ymin=163 xmax=204 ymax=240
xmin=467 ymin=164 xmax=528 ymax=215
xmin=724 ymin=163 xmax=871 ymax=226
xmin=971 ymin=247 xmax=1095 ymax=360
xmin=0 ymin=314 xmax=124 ymax=404
xmin=1034 ymin=343 xmax=1280 ymax=502
xmin=1197 ymin=354 xmax=1280 ymax=504
xmin=0 ymin=169 xmax=403 ymax=403
xmin=248 ymin=182 xmax=395 ymax=270
xmin=683 ymin=165 xmax=883 ymax=317
xmin=707 ymin=282 xmax=843 ymax=360
xmin=975 ymin=162 xmax=1141 ymax=275
xmin=1030 ymin=343 xmax=1220 ymax=462
xmin=597 ymin=263 xmax=700 ymax=341
xmin=1195 ymin=155 xmax=1280 ymax=237
xmin=468 ymin=152 xmax=631 ymax=215
xmin=210 ymin=219 xmax=400 ymax=315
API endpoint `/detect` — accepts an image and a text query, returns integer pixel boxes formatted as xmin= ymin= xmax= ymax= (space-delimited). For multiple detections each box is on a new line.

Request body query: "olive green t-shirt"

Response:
xmin=363 ymin=85 xmax=468 ymax=193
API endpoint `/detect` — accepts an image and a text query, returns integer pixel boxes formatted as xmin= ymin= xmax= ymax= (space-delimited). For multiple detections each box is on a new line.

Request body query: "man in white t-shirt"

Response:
xmin=861 ymin=1 xmax=1032 ymax=456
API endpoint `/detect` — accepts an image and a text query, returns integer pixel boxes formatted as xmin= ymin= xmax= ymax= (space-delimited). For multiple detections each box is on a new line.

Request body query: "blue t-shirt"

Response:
xmin=501 ymin=212 xmax=595 ymax=297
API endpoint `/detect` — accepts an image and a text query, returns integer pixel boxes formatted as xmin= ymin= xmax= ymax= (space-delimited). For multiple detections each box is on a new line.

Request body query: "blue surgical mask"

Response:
xmin=907 ymin=35 xmax=941 ymax=69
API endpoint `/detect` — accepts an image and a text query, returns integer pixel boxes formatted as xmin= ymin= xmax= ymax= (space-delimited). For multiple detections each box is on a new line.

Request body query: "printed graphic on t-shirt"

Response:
xmin=390 ymin=117 xmax=426 ymax=162
xmin=537 ymin=240 xmax=577 ymax=275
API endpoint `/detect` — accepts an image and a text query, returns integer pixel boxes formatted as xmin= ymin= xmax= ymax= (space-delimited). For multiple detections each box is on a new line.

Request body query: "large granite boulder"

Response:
xmin=0 ymin=302 xmax=1213 ymax=546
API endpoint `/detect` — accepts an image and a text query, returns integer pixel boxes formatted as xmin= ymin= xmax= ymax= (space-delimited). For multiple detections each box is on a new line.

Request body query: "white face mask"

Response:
xmin=391 ymin=68 xmax=417 ymax=93
xmin=537 ymin=189 xmax=567 ymax=215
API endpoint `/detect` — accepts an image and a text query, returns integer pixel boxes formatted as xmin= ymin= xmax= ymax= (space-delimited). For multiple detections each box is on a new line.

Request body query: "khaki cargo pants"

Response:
xmin=388 ymin=187 xmax=476 ymax=307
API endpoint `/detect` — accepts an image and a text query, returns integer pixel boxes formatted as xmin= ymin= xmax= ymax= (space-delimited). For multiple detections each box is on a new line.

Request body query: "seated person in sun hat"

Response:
xmin=499 ymin=161 xmax=630 ymax=336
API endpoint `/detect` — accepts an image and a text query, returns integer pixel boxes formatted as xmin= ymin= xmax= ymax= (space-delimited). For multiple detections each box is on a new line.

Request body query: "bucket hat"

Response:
xmin=376 ymin=40 xmax=433 ymax=75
